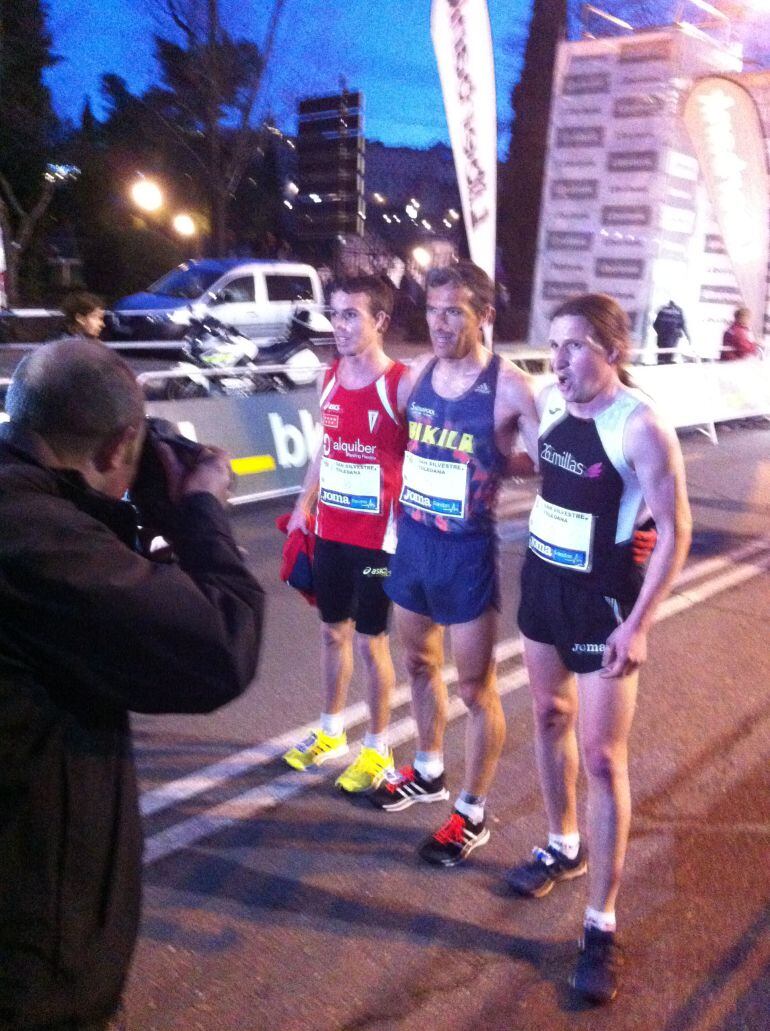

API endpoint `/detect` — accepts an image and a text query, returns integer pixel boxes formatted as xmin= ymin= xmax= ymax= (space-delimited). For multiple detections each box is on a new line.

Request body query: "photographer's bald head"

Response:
xmin=6 ymin=338 xmax=146 ymax=499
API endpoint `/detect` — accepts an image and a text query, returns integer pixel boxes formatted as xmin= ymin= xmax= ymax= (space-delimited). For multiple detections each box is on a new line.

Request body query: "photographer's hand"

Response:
xmin=156 ymin=442 xmax=234 ymax=506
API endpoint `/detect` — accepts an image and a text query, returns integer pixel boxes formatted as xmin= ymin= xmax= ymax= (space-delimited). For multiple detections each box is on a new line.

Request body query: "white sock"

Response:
xmin=414 ymin=751 xmax=444 ymax=781
xmin=320 ymin=712 xmax=344 ymax=738
xmin=584 ymin=907 xmax=616 ymax=934
xmin=455 ymin=794 xmax=485 ymax=825
xmin=363 ymin=731 xmax=389 ymax=756
xmin=549 ymin=832 xmax=581 ymax=860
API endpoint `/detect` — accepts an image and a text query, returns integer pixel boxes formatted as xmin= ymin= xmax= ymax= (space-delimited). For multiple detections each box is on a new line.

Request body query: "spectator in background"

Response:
xmin=61 ymin=290 xmax=106 ymax=341
xmin=721 ymin=307 xmax=763 ymax=360
xmin=652 ymin=300 xmax=690 ymax=365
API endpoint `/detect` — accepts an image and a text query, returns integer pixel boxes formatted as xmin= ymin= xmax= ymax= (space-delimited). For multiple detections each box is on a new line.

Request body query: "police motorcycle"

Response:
xmin=161 ymin=307 xmax=331 ymax=400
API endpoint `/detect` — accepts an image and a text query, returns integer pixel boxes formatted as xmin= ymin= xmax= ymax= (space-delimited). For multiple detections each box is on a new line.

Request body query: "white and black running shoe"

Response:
xmin=368 ymin=765 xmax=450 ymax=812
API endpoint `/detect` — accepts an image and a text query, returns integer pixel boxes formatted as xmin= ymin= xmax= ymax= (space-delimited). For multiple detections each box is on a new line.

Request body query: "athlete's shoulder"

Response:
xmin=496 ymin=353 xmax=537 ymax=410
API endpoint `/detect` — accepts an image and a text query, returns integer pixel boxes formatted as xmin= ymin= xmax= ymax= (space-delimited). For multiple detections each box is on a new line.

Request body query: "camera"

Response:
xmin=129 ymin=417 xmax=204 ymax=531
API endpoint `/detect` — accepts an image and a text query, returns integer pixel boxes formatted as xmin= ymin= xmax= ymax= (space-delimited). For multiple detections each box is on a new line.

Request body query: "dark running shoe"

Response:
xmin=505 ymin=843 xmax=587 ymax=897
xmin=418 ymin=810 xmax=490 ymax=867
xmin=368 ymin=765 xmax=450 ymax=812
xmin=571 ymin=926 xmax=623 ymax=1004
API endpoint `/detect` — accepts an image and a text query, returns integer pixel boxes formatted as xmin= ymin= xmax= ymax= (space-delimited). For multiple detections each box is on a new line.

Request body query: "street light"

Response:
xmin=130 ymin=177 xmax=163 ymax=212
xmin=172 ymin=213 xmax=196 ymax=237
xmin=412 ymin=246 xmax=431 ymax=269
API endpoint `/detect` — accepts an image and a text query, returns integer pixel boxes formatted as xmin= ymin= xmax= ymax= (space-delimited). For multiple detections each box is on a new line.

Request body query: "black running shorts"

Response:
xmin=517 ymin=555 xmax=638 ymax=674
xmin=313 ymin=537 xmax=392 ymax=636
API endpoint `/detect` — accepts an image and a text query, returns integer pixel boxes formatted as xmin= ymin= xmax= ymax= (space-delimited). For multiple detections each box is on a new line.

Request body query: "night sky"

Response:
xmin=44 ymin=0 xmax=533 ymax=150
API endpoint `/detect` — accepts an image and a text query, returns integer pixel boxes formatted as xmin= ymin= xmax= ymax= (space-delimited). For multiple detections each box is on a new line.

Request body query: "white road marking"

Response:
xmin=140 ymin=539 xmax=770 ymax=818
xmin=142 ymin=544 xmax=770 ymax=865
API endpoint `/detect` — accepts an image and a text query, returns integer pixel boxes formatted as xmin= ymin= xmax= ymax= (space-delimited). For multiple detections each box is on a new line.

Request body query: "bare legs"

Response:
xmin=321 ymin=620 xmax=395 ymax=736
xmin=522 ymin=634 xmax=638 ymax=911
xmin=395 ymin=605 xmax=504 ymax=796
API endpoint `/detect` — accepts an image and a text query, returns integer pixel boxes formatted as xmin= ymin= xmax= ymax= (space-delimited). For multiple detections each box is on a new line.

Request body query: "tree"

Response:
xmin=0 ymin=0 xmax=60 ymax=304
xmin=498 ymin=0 xmax=567 ymax=312
xmin=150 ymin=0 xmax=286 ymax=255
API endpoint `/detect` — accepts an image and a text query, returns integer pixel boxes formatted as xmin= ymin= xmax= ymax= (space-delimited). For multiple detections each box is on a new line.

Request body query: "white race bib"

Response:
xmin=528 ymin=494 xmax=595 ymax=572
xmin=320 ymin=458 xmax=381 ymax=514
xmin=399 ymin=450 xmax=468 ymax=520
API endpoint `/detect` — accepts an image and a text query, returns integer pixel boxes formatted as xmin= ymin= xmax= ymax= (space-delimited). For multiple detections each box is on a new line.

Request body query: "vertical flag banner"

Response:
xmin=431 ymin=0 xmax=497 ymax=283
xmin=684 ymin=76 xmax=770 ymax=340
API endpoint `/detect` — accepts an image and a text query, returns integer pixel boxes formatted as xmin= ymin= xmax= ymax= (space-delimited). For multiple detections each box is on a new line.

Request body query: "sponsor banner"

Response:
xmin=684 ymin=77 xmax=770 ymax=339
xmin=602 ymin=205 xmax=651 ymax=226
xmin=550 ymin=178 xmax=599 ymax=201
xmin=618 ymin=39 xmax=672 ymax=64
xmin=665 ymin=149 xmax=699 ymax=181
xmin=431 ymin=0 xmax=497 ymax=281
xmin=562 ymin=72 xmax=611 ymax=95
xmin=542 ymin=279 xmax=588 ymax=301
xmin=595 ymin=257 xmax=645 ymax=279
xmin=607 ymin=150 xmax=658 ymax=172
xmin=143 ymin=388 xmax=321 ymax=502
xmin=700 ymin=283 xmax=742 ymax=303
xmin=555 ymin=125 xmax=604 ymax=148
xmin=612 ymin=94 xmax=666 ymax=118
xmin=659 ymin=204 xmax=696 ymax=235
xmin=546 ymin=230 xmax=593 ymax=251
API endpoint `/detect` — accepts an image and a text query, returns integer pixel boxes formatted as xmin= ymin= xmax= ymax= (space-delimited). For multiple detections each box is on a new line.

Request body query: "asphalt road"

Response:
xmin=118 ymin=419 xmax=770 ymax=1031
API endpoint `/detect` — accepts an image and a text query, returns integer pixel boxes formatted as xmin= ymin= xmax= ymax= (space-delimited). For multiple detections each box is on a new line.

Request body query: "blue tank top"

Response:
xmin=399 ymin=354 xmax=505 ymax=536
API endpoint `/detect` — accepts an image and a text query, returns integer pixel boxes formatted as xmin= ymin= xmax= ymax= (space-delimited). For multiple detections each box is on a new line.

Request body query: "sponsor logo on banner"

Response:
xmin=684 ymin=77 xmax=770 ymax=339
xmin=705 ymin=234 xmax=726 ymax=254
xmin=700 ymin=284 xmax=742 ymax=303
xmin=546 ymin=231 xmax=593 ymax=251
xmin=601 ymin=205 xmax=651 ymax=226
xmin=595 ymin=258 xmax=645 ymax=279
xmin=659 ymin=205 xmax=695 ymax=235
xmin=618 ymin=39 xmax=672 ymax=63
xmin=431 ymin=0 xmax=497 ymax=280
xmin=542 ymin=280 xmax=589 ymax=301
xmin=607 ymin=150 xmax=658 ymax=172
xmin=613 ymin=94 xmax=665 ymax=118
xmin=665 ymin=150 xmax=699 ymax=181
xmin=556 ymin=126 xmax=604 ymax=148
xmin=551 ymin=179 xmax=599 ymax=201
xmin=562 ymin=72 xmax=611 ymax=95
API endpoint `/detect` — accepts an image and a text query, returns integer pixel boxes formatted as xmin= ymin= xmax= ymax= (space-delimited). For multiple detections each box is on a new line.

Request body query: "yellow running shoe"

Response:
xmin=335 ymin=746 xmax=395 ymax=793
xmin=282 ymin=729 xmax=348 ymax=771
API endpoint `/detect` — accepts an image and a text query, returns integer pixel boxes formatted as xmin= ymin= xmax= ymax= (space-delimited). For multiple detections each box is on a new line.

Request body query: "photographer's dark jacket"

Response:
xmin=0 ymin=424 xmax=264 ymax=1029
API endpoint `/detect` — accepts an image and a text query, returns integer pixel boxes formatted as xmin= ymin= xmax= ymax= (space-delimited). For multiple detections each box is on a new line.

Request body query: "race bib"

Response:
xmin=320 ymin=458 xmax=381 ymax=514
xmin=528 ymin=494 xmax=594 ymax=572
xmin=399 ymin=450 xmax=468 ymax=519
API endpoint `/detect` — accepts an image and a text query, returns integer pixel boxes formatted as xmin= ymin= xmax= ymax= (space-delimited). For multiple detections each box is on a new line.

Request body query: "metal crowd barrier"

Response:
xmin=2 ymin=355 xmax=769 ymax=506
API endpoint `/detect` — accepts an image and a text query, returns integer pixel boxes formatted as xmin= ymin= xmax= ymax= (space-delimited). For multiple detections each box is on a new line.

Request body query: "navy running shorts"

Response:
xmin=313 ymin=537 xmax=392 ymax=636
xmin=517 ymin=554 xmax=638 ymax=674
xmin=385 ymin=516 xmax=499 ymax=626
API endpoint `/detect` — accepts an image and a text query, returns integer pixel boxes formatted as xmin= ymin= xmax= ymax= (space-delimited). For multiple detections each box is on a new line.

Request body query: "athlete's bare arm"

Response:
xmin=495 ymin=359 xmax=539 ymax=478
xmin=600 ymin=406 xmax=692 ymax=678
xmin=286 ymin=370 xmax=326 ymax=534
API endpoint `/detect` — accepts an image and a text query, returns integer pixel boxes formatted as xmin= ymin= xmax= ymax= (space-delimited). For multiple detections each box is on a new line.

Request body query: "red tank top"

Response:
xmin=315 ymin=359 xmax=407 ymax=553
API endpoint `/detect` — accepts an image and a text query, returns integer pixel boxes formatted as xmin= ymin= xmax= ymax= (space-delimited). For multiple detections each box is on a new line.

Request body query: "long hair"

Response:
xmin=551 ymin=293 xmax=634 ymax=387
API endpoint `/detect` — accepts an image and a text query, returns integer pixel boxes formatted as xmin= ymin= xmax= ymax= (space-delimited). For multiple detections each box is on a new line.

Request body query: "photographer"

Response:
xmin=0 ymin=340 xmax=264 ymax=1029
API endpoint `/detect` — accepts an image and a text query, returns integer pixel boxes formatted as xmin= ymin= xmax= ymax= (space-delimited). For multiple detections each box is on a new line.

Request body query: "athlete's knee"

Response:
xmin=355 ymin=631 xmax=389 ymax=667
xmin=457 ymin=672 xmax=497 ymax=711
xmin=404 ymin=644 xmax=441 ymax=685
xmin=532 ymin=692 xmax=577 ymax=733
xmin=321 ymin=621 xmax=351 ymax=650
xmin=582 ymin=740 xmax=628 ymax=785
